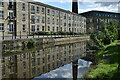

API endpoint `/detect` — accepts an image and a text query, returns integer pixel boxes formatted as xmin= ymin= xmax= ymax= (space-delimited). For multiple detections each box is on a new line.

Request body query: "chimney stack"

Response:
xmin=72 ymin=0 xmax=78 ymax=14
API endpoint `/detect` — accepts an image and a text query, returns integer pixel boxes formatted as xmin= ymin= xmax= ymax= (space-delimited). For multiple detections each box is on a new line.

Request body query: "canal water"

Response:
xmin=1 ymin=40 xmax=93 ymax=79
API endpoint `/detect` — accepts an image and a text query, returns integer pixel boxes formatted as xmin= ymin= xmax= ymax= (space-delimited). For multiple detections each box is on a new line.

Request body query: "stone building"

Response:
xmin=0 ymin=0 xmax=86 ymax=36
xmin=80 ymin=10 xmax=120 ymax=33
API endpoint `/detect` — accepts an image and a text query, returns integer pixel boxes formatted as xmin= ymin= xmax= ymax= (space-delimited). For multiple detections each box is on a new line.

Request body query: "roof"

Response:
xmin=27 ymin=0 xmax=81 ymax=16
xmin=79 ymin=10 xmax=120 ymax=15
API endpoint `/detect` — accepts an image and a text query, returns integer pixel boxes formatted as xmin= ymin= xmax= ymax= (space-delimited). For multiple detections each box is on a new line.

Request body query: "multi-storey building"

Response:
xmin=0 ymin=0 xmax=86 ymax=36
xmin=80 ymin=10 xmax=120 ymax=33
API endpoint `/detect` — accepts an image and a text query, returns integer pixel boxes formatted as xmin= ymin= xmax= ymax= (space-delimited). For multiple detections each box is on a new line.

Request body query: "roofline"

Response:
xmin=79 ymin=10 xmax=120 ymax=15
xmin=26 ymin=0 xmax=83 ymax=17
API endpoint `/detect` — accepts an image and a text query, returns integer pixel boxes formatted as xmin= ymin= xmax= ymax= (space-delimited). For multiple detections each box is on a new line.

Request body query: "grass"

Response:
xmin=86 ymin=40 xmax=120 ymax=79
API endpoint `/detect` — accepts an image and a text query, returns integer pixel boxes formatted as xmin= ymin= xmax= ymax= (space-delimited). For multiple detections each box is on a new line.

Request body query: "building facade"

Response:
xmin=0 ymin=0 xmax=86 ymax=36
xmin=80 ymin=10 xmax=120 ymax=33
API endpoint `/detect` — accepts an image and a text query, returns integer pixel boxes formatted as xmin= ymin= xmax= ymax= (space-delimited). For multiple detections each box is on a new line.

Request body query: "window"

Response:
xmin=97 ymin=25 xmax=99 ymax=29
xmin=60 ymin=20 xmax=62 ymax=25
xmin=9 ymin=12 xmax=14 ymax=19
xmin=96 ymin=19 xmax=99 ymax=23
xmin=52 ymin=27 xmax=54 ymax=31
xmin=31 ymin=5 xmax=35 ymax=14
xmin=9 ymin=0 xmax=14 ymax=5
xmin=52 ymin=18 xmax=54 ymax=24
xmin=9 ymin=24 xmax=14 ymax=32
xmin=64 ymin=23 xmax=66 ymax=26
xmin=2 ymin=65 xmax=5 ymax=75
xmin=0 ymin=23 xmax=4 ymax=31
xmin=56 ymin=27 xmax=58 ymax=32
xmin=37 ymin=58 xmax=40 ymax=65
xmin=37 ymin=25 xmax=40 ymax=31
xmin=0 ymin=11 xmax=4 ymax=19
xmin=64 ymin=14 xmax=66 ymax=19
xmin=48 ymin=26 xmax=50 ymax=31
xmin=31 ymin=25 xmax=35 ymax=32
xmin=42 ymin=16 xmax=45 ymax=23
xmin=69 ymin=28 xmax=71 ymax=31
xmin=0 ymin=0 xmax=4 ymax=7
xmin=23 ymin=25 xmax=26 ymax=32
xmin=42 ymin=26 xmax=44 ymax=31
xmin=56 ymin=19 xmax=59 ymax=25
xmin=22 ymin=14 xmax=26 ymax=21
xmin=31 ymin=16 xmax=35 ymax=24
xmin=47 ymin=9 xmax=50 ymax=15
xmin=47 ymin=18 xmax=50 ymax=24
xmin=41 ymin=8 xmax=44 ymax=14
xmin=36 ymin=16 xmax=40 ymax=23
xmin=69 ymin=16 xmax=71 ymax=20
xmin=22 ymin=3 xmax=25 ymax=11
xmin=64 ymin=28 xmax=66 ymax=31
xmin=56 ymin=11 xmax=59 ymax=16
xmin=52 ymin=10 xmax=55 ymax=16
xmin=68 ymin=23 xmax=71 ymax=27
xmin=36 ymin=7 xmax=40 ymax=13
xmin=10 ymin=65 xmax=15 ymax=72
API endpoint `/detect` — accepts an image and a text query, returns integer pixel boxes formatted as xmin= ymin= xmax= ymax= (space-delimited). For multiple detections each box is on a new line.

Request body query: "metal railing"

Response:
xmin=1 ymin=31 xmax=85 ymax=40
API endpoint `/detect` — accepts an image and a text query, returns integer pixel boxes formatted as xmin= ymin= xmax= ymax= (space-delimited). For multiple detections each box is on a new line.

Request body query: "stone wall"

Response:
xmin=2 ymin=36 xmax=90 ymax=49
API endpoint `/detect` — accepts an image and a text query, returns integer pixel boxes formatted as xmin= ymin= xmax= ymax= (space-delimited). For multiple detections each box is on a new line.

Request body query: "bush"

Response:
xmin=30 ymin=31 xmax=85 ymax=35
xmin=27 ymin=39 xmax=36 ymax=47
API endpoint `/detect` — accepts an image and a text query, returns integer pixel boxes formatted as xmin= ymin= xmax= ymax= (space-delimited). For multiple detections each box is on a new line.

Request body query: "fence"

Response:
xmin=1 ymin=31 xmax=85 ymax=40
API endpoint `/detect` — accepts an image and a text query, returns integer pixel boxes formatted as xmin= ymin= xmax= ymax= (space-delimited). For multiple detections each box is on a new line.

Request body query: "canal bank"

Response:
xmin=2 ymin=36 xmax=90 ymax=49
xmin=86 ymin=40 xmax=120 ymax=79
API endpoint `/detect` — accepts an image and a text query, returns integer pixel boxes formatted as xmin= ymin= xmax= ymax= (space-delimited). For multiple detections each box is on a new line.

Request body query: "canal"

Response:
xmin=1 ymin=40 xmax=94 ymax=79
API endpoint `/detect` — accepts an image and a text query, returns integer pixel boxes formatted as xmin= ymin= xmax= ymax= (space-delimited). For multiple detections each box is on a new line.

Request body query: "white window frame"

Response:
xmin=9 ymin=24 xmax=14 ymax=32
xmin=0 ymin=23 xmax=4 ymax=31
xmin=0 ymin=10 xmax=4 ymax=19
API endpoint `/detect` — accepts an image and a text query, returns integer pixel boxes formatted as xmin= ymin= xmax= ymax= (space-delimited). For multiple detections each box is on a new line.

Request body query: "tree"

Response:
xmin=91 ymin=20 xmax=119 ymax=48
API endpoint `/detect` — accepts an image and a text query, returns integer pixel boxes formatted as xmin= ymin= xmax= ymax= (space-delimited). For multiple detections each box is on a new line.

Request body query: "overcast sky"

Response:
xmin=34 ymin=0 xmax=120 ymax=13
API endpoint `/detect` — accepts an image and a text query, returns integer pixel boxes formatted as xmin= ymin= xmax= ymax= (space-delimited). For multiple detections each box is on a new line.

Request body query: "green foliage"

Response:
xmin=27 ymin=38 xmax=36 ymax=47
xmin=88 ymin=62 xmax=118 ymax=79
xmin=87 ymin=40 xmax=120 ymax=79
xmin=3 ymin=50 xmax=22 ymax=53
xmin=91 ymin=20 xmax=119 ymax=48
xmin=31 ymin=31 xmax=84 ymax=35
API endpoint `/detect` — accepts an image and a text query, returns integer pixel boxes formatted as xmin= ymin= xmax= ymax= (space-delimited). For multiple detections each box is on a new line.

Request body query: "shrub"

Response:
xmin=30 ymin=31 xmax=85 ymax=35
xmin=27 ymin=39 xmax=36 ymax=47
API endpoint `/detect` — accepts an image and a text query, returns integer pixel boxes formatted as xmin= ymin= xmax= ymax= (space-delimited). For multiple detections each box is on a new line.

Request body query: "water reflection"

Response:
xmin=34 ymin=59 xmax=91 ymax=79
xmin=1 ymin=40 xmax=90 ymax=79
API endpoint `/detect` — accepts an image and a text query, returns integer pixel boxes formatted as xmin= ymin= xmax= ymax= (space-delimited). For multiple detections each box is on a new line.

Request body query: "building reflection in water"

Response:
xmin=1 ymin=41 xmax=87 ymax=79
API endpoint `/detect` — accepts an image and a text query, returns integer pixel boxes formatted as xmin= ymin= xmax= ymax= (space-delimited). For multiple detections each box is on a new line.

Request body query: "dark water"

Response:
xmin=1 ymin=40 xmax=93 ymax=79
